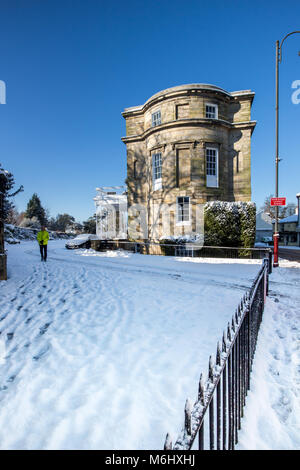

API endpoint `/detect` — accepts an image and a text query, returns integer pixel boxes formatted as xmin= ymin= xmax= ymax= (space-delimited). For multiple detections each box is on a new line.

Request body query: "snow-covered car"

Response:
xmin=65 ymin=234 xmax=98 ymax=249
xmin=262 ymin=236 xmax=274 ymax=246
xmin=254 ymin=241 xmax=270 ymax=248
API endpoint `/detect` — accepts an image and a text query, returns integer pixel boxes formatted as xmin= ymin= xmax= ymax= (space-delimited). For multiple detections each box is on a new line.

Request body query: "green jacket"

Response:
xmin=37 ymin=230 xmax=49 ymax=245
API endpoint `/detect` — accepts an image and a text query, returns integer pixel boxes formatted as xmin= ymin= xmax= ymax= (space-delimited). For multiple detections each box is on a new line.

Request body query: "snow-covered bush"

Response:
xmin=4 ymin=224 xmax=72 ymax=244
xmin=204 ymin=201 xmax=256 ymax=248
xmin=19 ymin=216 xmax=41 ymax=229
xmin=160 ymin=201 xmax=256 ymax=252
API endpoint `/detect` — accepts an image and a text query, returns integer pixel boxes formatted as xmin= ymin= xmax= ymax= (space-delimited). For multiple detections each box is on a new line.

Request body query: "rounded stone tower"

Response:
xmin=122 ymin=83 xmax=256 ymax=240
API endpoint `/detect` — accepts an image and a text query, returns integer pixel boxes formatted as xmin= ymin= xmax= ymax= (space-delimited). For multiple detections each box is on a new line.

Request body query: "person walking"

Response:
xmin=37 ymin=226 xmax=49 ymax=261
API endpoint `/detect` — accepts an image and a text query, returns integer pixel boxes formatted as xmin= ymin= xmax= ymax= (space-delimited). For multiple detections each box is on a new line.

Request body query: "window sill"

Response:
xmin=153 ymin=179 xmax=162 ymax=191
xmin=176 ymin=221 xmax=191 ymax=227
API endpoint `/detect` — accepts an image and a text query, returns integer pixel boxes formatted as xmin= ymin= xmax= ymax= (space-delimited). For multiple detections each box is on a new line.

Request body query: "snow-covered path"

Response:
xmin=0 ymin=240 xmax=261 ymax=450
xmin=237 ymin=259 xmax=300 ymax=450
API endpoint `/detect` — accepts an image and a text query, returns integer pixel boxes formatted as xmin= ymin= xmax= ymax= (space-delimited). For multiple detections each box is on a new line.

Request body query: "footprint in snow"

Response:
xmin=32 ymin=344 xmax=50 ymax=361
xmin=7 ymin=375 xmax=16 ymax=383
xmin=39 ymin=323 xmax=51 ymax=335
xmin=276 ymin=329 xmax=286 ymax=339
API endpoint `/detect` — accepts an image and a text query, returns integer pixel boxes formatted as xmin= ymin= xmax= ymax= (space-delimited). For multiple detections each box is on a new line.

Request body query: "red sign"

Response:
xmin=270 ymin=197 xmax=286 ymax=206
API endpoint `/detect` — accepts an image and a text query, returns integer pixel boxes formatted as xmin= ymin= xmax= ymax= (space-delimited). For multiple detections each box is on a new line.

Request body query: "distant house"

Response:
xmin=274 ymin=193 xmax=300 ymax=247
xmin=278 ymin=214 xmax=300 ymax=247
xmin=65 ymin=223 xmax=83 ymax=235
xmin=256 ymin=210 xmax=273 ymax=243
xmin=94 ymin=187 xmax=127 ymax=240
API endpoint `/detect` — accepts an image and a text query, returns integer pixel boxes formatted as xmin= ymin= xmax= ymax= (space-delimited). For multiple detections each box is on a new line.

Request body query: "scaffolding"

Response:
xmin=93 ymin=186 xmax=127 ymax=240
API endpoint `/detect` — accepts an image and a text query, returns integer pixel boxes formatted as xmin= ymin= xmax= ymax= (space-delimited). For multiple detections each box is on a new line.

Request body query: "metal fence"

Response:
xmin=90 ymin=239 xmax=272 ymax=273
xmin=163 ymin=257 xmax=270 ymax=451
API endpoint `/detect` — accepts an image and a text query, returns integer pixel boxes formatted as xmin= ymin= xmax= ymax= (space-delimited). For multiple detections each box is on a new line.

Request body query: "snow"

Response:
xmin=1 ymin=241 xmax=299 ymax=450
xmin=279 ymin=246 xmax=300 ymax=250
xmin=66 ymin=234 xmax=98 ymax=246
xmin=4 ymin=224 xmax=70 ymax=244
xmin=279 ymin=214 xmax=298 ymax=224
xmin=0 ymin=240 xmax=262 ymax=450
xmin=237 ymin=259 xmax=300 ymax=450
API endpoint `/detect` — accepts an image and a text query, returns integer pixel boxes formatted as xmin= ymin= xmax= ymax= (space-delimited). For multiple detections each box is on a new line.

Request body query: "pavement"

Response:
xmin=278 ymin=247 xmax=300 ymax=263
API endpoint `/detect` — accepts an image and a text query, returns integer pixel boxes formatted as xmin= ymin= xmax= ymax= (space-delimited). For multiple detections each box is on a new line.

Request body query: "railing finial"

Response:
xmin=232 ymin=316 xmax=236 ymax=333
xmin=184 ymin=399 xmax=192 ymax=435
xmin=222 ymin=331 xmax=227 ymax=353
xmin=208 ymin=355 xmax=214 ymax=382
xmin=216 ymin=341 xmax=221 ymax=366
xmin=164 ymin=433 xmax=173 ymax=450
xmin=198 ymin=373 xmax=205 ymax=405
xmin=227 ymin=322 xmax=232 ymax=342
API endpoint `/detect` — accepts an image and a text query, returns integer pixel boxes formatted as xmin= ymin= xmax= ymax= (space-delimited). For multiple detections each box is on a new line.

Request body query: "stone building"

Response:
xmin=255 ymin=210 xmax=273 ymax=244
xmin=122 ymin=84 xmax=256 ymax=241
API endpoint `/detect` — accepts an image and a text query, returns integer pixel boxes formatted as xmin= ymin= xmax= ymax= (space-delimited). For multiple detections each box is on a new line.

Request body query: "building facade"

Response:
xmin=122 ymin=84 xmax=256 ymax=241
xmin=255 ymin=210 xmax=273 ymax=243
xmin=276 ymin=193 xmax=300 ymax=247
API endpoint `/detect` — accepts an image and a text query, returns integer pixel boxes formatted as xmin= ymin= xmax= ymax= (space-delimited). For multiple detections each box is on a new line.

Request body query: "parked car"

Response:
xmin=262 ymin=236 xmax=274 ymax=246
xmin=254 ymin=242 xmax=269 ymax=248
xmin=65 ymin=234 xmax=98 ymax=249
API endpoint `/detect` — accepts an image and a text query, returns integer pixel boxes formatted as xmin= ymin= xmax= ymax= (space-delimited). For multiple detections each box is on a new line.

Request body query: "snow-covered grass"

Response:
xmin=0 ymin=240 xmax=263 ymax=450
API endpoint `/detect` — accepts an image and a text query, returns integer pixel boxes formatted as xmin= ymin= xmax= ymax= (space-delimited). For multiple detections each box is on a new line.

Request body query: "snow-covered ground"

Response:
xmin=0 ymin=240 xmax=261 ymax=450
xmin=0 ymin=240 xmax=298 ymax=450
xmin=279 ymin=246 xmax=300 ymax=250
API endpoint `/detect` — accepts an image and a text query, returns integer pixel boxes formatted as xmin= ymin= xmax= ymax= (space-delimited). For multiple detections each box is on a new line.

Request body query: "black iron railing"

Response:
xmin=163 ymin=257 xmax=270 ymax=450
xmin=90 ymin=239 xmax=272 ymax=272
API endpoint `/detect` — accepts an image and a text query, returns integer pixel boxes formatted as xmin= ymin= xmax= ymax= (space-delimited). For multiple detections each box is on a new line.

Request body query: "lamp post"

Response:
xmin=273 ymin=31 xmax=300 ymax=268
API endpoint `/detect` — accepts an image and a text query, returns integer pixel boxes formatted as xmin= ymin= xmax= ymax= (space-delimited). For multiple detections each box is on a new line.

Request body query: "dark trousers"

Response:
xmin=40 ymin=244 xmax=47 ymax=261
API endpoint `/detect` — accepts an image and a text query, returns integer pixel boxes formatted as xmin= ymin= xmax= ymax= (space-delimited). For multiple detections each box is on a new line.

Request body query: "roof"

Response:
xmin=122 ymin=83 xmax=255 ymax=115
xmin=256 ymin=211 xmax=273 ymax=230
xmin=279 ymin=214 xmax=298 ymax=224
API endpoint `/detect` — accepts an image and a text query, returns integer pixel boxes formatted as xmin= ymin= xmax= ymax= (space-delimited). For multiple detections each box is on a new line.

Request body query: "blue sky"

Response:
xmin=0 ymin=0 xmax=299 ymax=222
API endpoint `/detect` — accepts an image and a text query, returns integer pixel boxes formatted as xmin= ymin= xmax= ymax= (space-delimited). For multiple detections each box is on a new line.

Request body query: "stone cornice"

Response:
xmin=122 ymin=84 xmax=255 ymax=117
xmin=121 ymin=118 xmax=257 ymax=144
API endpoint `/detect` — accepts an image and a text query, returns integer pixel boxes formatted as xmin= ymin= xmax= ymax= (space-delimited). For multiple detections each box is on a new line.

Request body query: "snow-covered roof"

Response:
xmin=256 ymin=211 xmax=273 ymax=230
xmin=279 ymin=214 xmax=298 ymax=224
xmin=94 ymin=186 xmax=127 ymax=207
xmin=122 ymin=84 xmax=255 ymax=114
